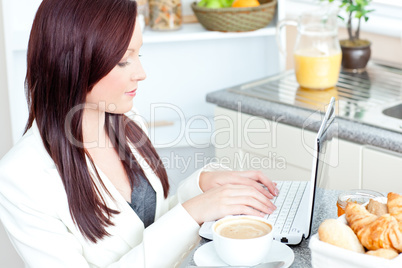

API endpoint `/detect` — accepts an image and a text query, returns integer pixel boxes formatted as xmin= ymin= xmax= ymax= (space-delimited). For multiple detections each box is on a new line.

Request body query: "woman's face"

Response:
xmin=86 ymin=21 xmax=146 ymax=114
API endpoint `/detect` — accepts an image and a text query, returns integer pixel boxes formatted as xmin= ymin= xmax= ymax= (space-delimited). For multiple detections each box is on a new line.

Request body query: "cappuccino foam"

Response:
xmin=216 ymin=218 xmax=271 ymax=239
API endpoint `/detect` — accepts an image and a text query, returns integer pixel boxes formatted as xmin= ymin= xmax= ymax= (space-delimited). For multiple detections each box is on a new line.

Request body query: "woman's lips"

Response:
xmin=125 ymin=89 xmax=137 ymax=97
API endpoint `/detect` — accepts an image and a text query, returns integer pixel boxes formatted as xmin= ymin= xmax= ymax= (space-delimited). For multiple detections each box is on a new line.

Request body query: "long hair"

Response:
xmin=25 ymin=0 xmax=169 ymax=243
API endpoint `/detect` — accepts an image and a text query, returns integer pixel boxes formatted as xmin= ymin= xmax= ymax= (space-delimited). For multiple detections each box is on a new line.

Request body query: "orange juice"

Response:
xmin=294 ymin=51 xmax=342 ymax=90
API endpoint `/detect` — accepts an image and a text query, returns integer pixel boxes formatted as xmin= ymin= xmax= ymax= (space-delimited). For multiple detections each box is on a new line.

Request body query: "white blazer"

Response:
xmin=0 ymin=119 xmax=224 ymax=268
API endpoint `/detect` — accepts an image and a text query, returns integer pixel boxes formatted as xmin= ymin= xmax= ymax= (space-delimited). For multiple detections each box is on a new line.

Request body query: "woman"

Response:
xmin=0 ymin=0 xmax=278 ymax=267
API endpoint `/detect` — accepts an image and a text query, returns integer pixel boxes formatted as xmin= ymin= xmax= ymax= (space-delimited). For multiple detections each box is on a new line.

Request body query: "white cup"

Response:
xmin=212 ymin=215 xmax=273 ymax=266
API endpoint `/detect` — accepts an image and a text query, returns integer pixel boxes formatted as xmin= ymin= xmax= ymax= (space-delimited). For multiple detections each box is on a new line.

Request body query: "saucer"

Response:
xmin=194 ymin=240 xmax=294 ymax=267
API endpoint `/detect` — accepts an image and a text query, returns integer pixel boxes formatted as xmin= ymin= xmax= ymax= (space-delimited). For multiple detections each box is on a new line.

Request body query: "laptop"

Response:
xmin=199 ymin=97 xmax=336 ymax=245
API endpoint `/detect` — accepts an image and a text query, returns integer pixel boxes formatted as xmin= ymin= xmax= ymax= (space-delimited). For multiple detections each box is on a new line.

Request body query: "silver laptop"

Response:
xmin=199 ymin=97 xmax=336 ymax=245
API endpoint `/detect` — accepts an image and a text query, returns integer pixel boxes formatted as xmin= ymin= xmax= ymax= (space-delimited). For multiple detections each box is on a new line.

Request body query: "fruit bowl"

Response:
xmin=191 ymin=0 xmax=277 ymax=32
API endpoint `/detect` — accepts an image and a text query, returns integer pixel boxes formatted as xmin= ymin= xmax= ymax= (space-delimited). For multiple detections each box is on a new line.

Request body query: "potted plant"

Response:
xmin=323 ymin=0 xmax=374 ymax=72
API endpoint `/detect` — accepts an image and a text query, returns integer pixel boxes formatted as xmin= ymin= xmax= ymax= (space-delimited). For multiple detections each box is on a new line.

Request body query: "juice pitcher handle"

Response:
xmin=276 ymin=19 xmax=298 ymax=56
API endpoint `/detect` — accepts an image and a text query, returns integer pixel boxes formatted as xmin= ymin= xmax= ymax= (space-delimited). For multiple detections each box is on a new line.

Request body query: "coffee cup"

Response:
xmin=212 ymin=215 xmax=273 ymax=266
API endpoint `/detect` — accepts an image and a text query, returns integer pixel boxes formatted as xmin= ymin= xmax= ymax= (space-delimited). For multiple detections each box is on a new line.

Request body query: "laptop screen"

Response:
xmin=305 ymin=97 xmax=336 ymax=239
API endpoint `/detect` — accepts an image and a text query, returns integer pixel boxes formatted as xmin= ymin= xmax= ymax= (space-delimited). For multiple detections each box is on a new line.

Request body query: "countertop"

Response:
xmin=188 ymin=188 xmax=340 ymax=267
xmin=206 ymin=84 xmax=402 ymax=154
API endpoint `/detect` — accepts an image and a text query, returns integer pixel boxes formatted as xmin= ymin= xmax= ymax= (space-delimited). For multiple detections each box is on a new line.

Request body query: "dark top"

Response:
xmin=127 ymin=173 xmax=156 ymax=228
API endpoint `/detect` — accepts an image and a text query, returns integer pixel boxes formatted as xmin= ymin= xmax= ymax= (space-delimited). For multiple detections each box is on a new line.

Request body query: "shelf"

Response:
xmin=11 ymin=23 xmax=276 ymax=52
xmin=143 ymin=23 xmax=276 ymax=44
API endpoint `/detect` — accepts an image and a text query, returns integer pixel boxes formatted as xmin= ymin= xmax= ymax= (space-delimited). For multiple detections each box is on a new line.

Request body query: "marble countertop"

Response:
xmin=188 ymin=188 xmax=340 ymax=267
xmin=206 ymin=89 xmax=402 ymax=154
xmin=287 ymin=188 xmax=339 ymax=267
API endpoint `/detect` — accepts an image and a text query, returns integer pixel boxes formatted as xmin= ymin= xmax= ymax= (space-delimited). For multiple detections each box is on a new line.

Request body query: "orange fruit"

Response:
xmin=231 ymin=0 xmax=260 ymax=7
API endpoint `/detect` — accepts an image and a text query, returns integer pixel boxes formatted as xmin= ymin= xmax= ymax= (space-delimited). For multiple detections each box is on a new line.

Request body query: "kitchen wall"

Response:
xmin=284 ymin=0 xmax=402 ymax=70
xmin=285 ymin=26 xmax=402 ymax=70
xmin=0 ymin=1 xmax=12 ymax=158
xmin=0 ymin=3 xmax=22 ymax=267
xmin=0 ymin=221 xmax=23 ymax=267
xmin=338 ymin=29 xmax=402 ymax=67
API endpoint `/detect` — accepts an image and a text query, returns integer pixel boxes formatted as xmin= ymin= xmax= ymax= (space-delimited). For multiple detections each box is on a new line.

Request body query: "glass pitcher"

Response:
xmin=277 ymin=7 xmax=342 ymax=90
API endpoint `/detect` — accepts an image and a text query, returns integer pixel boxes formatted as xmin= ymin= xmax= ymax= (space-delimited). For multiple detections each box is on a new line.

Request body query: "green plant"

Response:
xmin=323 ymin=0 xmax=374 ymax=43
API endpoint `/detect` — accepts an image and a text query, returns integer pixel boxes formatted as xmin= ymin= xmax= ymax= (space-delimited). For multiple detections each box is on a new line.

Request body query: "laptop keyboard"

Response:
xmin=265 ymin=181 xmax=308 ymax=234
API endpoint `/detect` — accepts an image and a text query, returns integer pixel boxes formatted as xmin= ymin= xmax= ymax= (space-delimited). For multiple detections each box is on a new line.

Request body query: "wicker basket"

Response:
xmin=191 ymin=0 xmax=277 ymax=32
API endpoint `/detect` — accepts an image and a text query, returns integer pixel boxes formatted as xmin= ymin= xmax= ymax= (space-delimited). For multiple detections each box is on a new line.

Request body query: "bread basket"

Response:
xmin=191 ymin=0 xmax=277 ymax=32
xmin=309 ymin=200 xmax=402 ymax=268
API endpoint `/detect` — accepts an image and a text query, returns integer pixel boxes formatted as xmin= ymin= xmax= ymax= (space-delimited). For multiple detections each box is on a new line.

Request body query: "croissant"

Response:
xmin=345 ymin=202 xmax=377 ymax=233
xmin=358 ymin=214 xmax=402 ymax=251
xmin=346 ymin=202 xmax=402 ymax=252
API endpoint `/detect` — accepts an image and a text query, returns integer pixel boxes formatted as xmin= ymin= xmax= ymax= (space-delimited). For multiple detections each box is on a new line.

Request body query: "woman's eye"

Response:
xmin=117 ymin=56 xmax=135 ymax=67
xmin=117 ymin=55 xmax=141 ymax=67
xmin=117 ymin=62 xmax=130 ymax=67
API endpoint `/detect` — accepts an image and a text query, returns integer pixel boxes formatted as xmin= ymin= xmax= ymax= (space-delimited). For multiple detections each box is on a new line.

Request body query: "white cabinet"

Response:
xmin=214 ymin=107 xmax=315 ymax=181
xmin=214 ymin=107 xmax=402 ymax=192
xmin=362 ymin=146 xmax=402 ymax=192
xmin=324 ymin=139 xmax=361 ymax=190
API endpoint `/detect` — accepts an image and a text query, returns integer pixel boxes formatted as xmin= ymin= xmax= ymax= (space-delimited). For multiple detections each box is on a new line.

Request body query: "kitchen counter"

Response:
xmin=206 ymin=65 xmax=402 ymax=154
xmin=188 ymin=187 xmax=340 ymax=267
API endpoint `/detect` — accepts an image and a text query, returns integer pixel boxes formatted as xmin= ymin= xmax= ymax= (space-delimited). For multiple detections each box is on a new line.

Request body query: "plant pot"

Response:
xmin=340 ymin=39 xmax=371 ymax=73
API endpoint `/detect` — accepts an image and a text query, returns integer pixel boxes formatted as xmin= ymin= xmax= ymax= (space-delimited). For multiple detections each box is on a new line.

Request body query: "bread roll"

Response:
xmin=318 ymin=219 xmax=365 ymax=253
xmin=367 ymin=199 xmax=388 ymax=217
xmin=366 ymin=248 xmax=399 ymax=259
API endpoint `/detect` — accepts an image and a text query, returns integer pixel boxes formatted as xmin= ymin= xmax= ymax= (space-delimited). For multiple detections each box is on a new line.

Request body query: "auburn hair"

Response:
xmin=25 ymin=0 xmax=169 ymax=242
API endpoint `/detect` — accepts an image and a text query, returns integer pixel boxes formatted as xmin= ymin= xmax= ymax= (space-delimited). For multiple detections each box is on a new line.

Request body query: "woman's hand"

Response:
xmin=199 ymin=170 xmax=279 ymax=200
xmin=182 ymin=183 xmax=276 ymax=225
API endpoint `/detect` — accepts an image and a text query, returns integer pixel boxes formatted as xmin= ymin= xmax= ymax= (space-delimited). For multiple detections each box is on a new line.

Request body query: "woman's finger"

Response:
xmin=227 ymin=195 xmax=274 ymax=215
xmin=222 ymin=175 xmax=274 ymax=199
xmin=183 ymin=182 xmax=277 ymax=224
xmin=236 ymin=170 xmax=279 ymax=196
xmin=227 ymin=205 xmax=268 ymax=218
xmin=220 ymin=184 xmax=276 ymax=212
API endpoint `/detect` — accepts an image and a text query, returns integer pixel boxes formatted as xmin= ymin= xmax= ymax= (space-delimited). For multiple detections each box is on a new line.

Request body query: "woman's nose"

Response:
xmin=131 ymin=61 xmax=146 ymax=81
